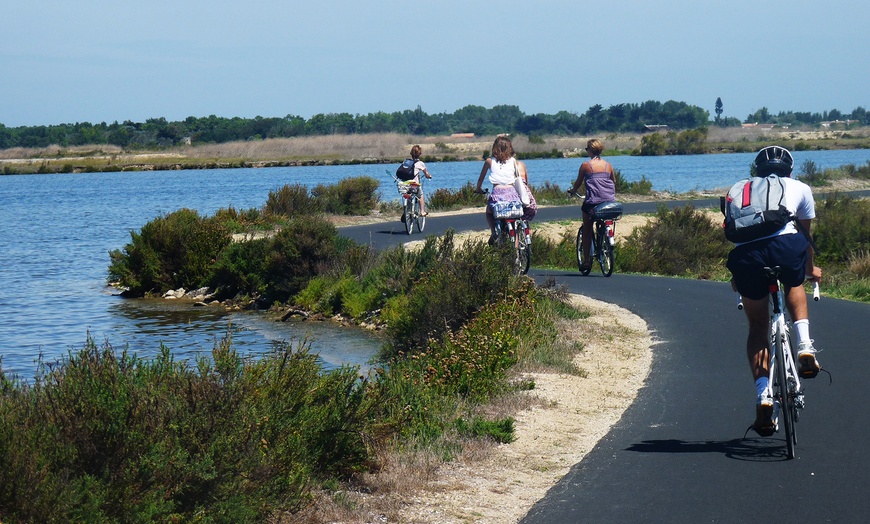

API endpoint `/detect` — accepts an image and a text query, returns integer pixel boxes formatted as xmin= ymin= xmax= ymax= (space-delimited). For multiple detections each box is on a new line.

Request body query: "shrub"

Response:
xmin=0 ymin=336 xmax=372 ymax=521
xmin=264 ymin=216 xmax=340 ymax=301
xmin=615 ymin=170 xmax=653 ymax=195
xmin=380 ymin=231 xmax=516 ymax=357
xmin=108 ymin=209 xmax=231 ymax=296
xmin=618 ymin=205 xmax=730 ymax=278
xmin=264 ymin=183 xmax=320 ymax=217
xmin=209 ymin=237 xmax=270 ymax=299
xmin=311 ymin=176 xmax=380 ymax=215
xmin=813 ymin=194 xmax=870 ymax=266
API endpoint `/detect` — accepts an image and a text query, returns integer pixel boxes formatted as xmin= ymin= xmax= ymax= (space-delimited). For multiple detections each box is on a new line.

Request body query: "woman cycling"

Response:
xmin=475 ymin=136 xmax=524 ymax=244
xmin=567 ymin=138 xmax=617 ymax=271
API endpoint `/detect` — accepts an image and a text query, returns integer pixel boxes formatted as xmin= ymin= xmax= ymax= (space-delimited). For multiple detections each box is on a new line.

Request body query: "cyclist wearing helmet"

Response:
xmin=726 ymin=145 xmax=823 ymax=435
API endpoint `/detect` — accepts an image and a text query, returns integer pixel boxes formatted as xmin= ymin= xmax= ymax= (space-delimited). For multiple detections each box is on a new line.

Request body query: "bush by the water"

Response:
xmin=108 ymin=208 xmax=232 ymax=296
xmin=109 ymin=177 xmax=380 ymax=299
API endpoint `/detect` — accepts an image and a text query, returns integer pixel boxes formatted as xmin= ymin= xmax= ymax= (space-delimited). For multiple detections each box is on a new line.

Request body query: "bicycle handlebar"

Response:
xmin=735 ymin=280 xmax=821 ymax=310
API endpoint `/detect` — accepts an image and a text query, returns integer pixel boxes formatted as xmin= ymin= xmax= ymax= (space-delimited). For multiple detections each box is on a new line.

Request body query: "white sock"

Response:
xmin=794 ymin=319 xmax=810 ymax=346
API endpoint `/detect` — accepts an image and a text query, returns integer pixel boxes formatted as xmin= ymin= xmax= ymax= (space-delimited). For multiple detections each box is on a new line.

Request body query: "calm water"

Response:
xmin=1 ymin=149 xmax=867 ymax=377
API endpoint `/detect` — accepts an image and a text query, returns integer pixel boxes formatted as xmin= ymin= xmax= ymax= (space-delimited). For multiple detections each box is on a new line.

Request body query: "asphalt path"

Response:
xmin=340 ymin=197 xmax=870 ymax=523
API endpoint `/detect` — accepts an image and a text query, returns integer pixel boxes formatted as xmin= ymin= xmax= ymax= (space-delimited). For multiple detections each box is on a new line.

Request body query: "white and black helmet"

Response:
xmin=754 ymin=145 xmax=794 ymax=177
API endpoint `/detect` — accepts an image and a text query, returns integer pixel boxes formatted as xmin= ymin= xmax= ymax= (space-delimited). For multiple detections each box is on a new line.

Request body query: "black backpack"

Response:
xmin=396 ymin=158 xmax=416 ymax=181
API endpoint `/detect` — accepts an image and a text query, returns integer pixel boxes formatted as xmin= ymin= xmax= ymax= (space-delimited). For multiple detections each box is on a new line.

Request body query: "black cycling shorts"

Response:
xmin=727 ymin=233 xmax=809 ymax=301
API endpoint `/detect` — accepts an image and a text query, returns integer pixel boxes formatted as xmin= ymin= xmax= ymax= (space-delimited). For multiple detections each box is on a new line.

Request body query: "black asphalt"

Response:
xmin=340 ymin=196 xmax=870 ymax=523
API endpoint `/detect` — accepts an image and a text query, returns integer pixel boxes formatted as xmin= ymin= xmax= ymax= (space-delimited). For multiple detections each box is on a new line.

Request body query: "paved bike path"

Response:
xmin=340 ymin=198 xmax=870 ymax=522
xmin=520 ymin=271 xmax=870 ymax=523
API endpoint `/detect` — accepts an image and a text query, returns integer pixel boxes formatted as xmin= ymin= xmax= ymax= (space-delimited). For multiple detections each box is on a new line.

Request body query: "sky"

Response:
xmin=2 ymin=0 xmax=868 ymax=128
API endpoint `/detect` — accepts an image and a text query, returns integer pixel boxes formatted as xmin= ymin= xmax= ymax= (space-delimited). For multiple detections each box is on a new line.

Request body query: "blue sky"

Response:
xmin=2 ymin=0 xmax=867 ymax=128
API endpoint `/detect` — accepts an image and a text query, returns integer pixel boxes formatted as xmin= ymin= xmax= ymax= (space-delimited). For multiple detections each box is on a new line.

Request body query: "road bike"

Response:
xmin=477 ymin=189 xmax=531 ymax=275
xmin=390 ymin=171 xmax=425 ymax=235
xmin=571 ymin=195 xmax=622 ymax=277
xmin=739 ymin=267 xmax=820 ymax=459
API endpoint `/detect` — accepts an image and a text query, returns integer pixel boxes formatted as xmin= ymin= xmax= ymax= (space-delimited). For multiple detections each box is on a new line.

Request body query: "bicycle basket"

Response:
xmin=396 ymin=182 xmax=419 ymax=195
xmin=491 ymin=200 xmax=524 ymax=219
xmin=591 ymin=201 xmax=623 ymax=220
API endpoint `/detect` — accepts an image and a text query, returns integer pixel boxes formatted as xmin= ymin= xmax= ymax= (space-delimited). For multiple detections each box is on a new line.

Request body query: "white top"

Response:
xmin=413 ymin=160 xmax=427 ymax=183
xmin=488 ymin=157 xmax=518 ymax=186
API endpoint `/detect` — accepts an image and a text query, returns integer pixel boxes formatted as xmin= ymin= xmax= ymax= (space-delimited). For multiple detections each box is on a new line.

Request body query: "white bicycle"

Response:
xmin=740 ymin=266 xmax=820 ymax=459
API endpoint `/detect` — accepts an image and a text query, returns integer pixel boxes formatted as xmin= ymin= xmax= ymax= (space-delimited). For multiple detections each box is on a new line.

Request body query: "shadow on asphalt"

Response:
xmin=625 ymin=438 xmax=793 ymax=462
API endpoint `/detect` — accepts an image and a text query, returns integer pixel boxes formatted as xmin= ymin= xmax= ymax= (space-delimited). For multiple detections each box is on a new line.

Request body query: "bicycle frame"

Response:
xmin=494 ymin=215 xmax=531 ymax=275
xmin=766 ymin=270 xmax=803 ymax=458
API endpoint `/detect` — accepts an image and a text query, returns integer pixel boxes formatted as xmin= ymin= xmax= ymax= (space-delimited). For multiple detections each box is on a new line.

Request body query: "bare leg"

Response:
xmin=581 ymin=214 xmax=593 ymax=266
xmin=742 ymin=296 xmax=770 ymax=380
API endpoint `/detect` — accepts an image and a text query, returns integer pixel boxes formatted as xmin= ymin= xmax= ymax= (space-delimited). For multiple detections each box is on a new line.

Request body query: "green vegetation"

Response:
xmin=5 ymin=175 xmax=588 ymax=520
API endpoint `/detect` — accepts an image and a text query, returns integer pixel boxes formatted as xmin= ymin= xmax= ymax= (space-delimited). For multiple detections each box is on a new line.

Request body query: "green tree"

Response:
xmin=715 ymin=97 xmax=724 ymax=124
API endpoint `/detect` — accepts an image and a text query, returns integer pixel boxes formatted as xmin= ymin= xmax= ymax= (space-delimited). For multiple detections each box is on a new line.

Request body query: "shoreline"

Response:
xmin=3 ymin=127 xmax=869 ymax=175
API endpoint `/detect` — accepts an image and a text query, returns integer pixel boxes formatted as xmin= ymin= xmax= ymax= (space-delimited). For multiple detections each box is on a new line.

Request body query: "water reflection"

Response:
xmin=107 ymin=298 xmax=383 ymax=372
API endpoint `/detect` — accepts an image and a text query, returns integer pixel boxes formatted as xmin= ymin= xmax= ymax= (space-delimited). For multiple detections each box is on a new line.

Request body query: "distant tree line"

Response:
xmin=0 ymin=100 xmax=866 ymax=150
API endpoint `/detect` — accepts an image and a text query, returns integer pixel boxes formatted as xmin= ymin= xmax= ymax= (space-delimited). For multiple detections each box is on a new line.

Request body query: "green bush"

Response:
xmin=0 ymin=336 xmax=371 ymax=522
xmin=264 ymin=216 xmax=340 ymax=302
xmin=813 ymin=194 xmax=870 ymax=266
xmin=264 ymin=183 xmax=321 ymax=217
xmin=108 ymin=208 xmax=231 ymax=295
xmin=311 ymin=176 xmax=380 ymax=215
xmin=381 ymin=232 xmax=517 ymax=357
xmin=209 ymin=237 xmax=270 ymax=299
xmin=618 ymin=205 xmax=730 ymax=278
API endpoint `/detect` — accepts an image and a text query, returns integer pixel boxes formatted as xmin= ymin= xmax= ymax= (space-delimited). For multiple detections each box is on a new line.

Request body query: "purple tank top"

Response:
xmin=584 ymin=162 xmax=616 ymax=205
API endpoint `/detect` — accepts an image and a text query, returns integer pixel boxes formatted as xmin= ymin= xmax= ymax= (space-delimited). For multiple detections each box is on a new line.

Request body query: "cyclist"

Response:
xmin=567 ymin=139 xmax=617 ymax=272
xmin=475 ymin=136 xmax=524 ymax=244
xmin=409 ymin=145 xmax=433 ymax=216
xmin=725 ymin=145 xmax=823 ymax=435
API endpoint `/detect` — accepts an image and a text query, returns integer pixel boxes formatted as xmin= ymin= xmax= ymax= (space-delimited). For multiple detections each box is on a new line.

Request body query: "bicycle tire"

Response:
xmin=404 ymin=198 xmax=414 ymax=235
xmin=415 ymin=198 xmax=425 ymax=233
xmin=576 ymin=228 xmax=591 ymax=275
xmin=515 ymin=227 xmax=531 ymax=275
xmin=598 ymin=224 xmax=615 ymax=277
xmin=774 ymin=324 xmax=796 ymax=459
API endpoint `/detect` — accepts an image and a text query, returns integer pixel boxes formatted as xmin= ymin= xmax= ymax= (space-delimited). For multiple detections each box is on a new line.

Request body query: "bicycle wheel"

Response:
xmin=598 ymin=225 xmax=614 ymax=277
xmin=774 ymin=324 xmax=796 ymax=459
xmin=404 ymin=198 xmax=414 ymax=235
xmin=515 ymin=227 xmax=531 ymax=275
xmin=414 ymin=198 xmax=426 ymax=233
xmin=576 ymin=228 xmax=591 ymax=275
